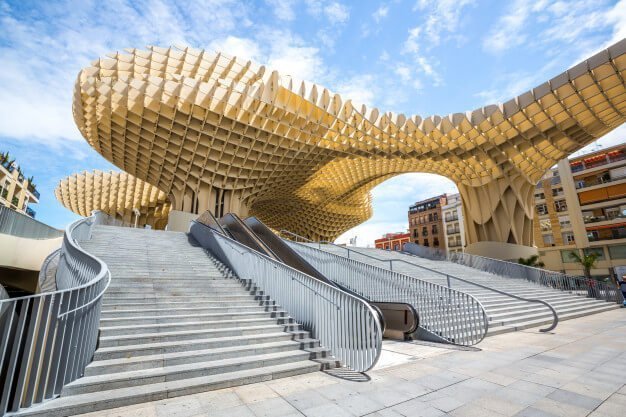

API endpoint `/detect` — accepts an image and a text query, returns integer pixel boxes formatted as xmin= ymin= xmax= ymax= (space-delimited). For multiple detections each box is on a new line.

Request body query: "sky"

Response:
xmin=1 ymin=0 xmax=625 ymax=246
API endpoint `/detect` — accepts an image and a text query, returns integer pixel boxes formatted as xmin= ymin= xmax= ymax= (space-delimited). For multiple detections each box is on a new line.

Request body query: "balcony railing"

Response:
xmin=25 ymin=206 xmax=36 ymax=218
xmin=0 ymin=206 xmax=63 ymax=239
xmin=571 ymin=153 xmax=626 ymax=172
xmin=587 ymin=232 xmax=626 ymax=242
xmin=27 ymin=184 xmax=40 ymax=199
xmin=575 ymin=173 xmax=626 ymax=189
xmin=584 ymin=213 xmax=626 ymax=224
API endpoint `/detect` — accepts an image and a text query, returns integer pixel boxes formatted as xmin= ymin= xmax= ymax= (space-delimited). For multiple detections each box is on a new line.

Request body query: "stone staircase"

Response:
xmin=20 ymin=226 xmax=336 ymax=417
xmin=302 ymin=244 xmax=620 ymax=336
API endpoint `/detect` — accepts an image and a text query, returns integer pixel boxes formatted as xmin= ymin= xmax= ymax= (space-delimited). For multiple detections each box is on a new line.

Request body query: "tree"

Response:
xmin=518 ymin=254 xmax=545 ymax=268
xmin=568 ymin=251 xmax=599 ymax=279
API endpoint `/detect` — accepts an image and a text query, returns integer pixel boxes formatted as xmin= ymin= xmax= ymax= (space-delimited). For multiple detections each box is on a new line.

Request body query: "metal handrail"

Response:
xmin=0 ymin=212 xmax=111 ymax=415
xmin=191 ymin=222 xmax=383 ymax=372
xmin=403 ymin=243 xmax=624 ymax=305
xmin=281 ymin=230 xmax=558 ymax=333
xmin=0 ymin=205 xmax=63 ymax=239
xmin=315 ymin=242 xmax=558 ymax=333
xmin=38 ymin=248 xmax=61 ymax=293
xmin=283 ymin=237 xmax=488 ymax=346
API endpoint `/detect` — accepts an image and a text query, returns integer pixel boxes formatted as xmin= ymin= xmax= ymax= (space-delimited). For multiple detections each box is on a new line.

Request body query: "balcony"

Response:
xmin=571 ymin=152 xmax=626 ymax=173
xmin=448 ymin=241 xmax=462 ymax=248
xmin=584 ymin=213 xmax=626 ymax=224
xmin=445 ymin=215 xmax=459 ymax=222
xmin=587 ymin=225 xmax=626 ymax=242
xmin=575 ymin=173 xmax=626 ymax=189
xmin=446 ymin=227 xmax=461 ymax=235
xmin=25 ymin=206 xmax=36 ymax=218
xmin=27 ymin=184 xmax=40 ymax=200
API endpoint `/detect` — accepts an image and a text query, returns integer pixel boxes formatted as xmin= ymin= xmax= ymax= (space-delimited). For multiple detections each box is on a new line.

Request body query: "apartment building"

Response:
xmin=533 ymin=143 xmax=626 ymax=278
xmin=408 ymin=194 xmax=447 ymax=249
xmin=374 ymin=232 xmax=410 ymax=251
xmin=0 ymin=152 xmax=39 ymax=218
xmin=442 ymin=193 xmax=465 ymax=253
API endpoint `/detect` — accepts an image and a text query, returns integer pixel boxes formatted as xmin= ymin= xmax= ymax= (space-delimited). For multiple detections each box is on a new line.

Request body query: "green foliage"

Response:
xmin=518 ymin=254 xmax=545 ymax=268
xmin=568 ymin=251 xmax=599 ymax=279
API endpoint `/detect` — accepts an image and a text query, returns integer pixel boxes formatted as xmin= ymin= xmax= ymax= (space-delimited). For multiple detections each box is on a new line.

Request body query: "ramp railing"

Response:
xmin=284 ymin=238 xmax=489 ymax=345
xmin=190 ymin=221 xmax=383 ymax=372
xmin=403 ymin=243 xmax=624 ymax=304
xmin=0 ymin=212 xmax=110 ymax=415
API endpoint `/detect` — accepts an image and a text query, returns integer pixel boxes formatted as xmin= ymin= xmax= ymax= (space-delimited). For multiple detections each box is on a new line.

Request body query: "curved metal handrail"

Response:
xmin=0 ymin=213 xmax=110 ymax=415
xmin=283 ymin=235 xmax=489 ymax=345
xmin=402 ymin=242 xmax=624 ymax=305
xmin=38 ymin=248 xmax=61 ymax=293
xmin=192 ymin=222 xmax=383 ymax=372
xmin=281 ymin=230 xmax=557 ymax=333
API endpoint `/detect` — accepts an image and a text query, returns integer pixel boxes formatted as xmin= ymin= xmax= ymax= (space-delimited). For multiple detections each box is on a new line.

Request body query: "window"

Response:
xmin=428 ymin=213 xmax=433 ymax=222
xmin=536 ymin=203 xmax=548 ymax=215
xmin=583 ymin=247 xmax=605 ymax=261
xmin=554 ymin=200 xmax=568 ymax=213
xmin=535 ymin=192 xmax=545 ymax=199
xmin=540 ymin=219 xmax=551 ymax=232
xmin=423 ymin=239 xmax=429 ymax=247
xmin=542 ymin=234 xmax=554 ymax=245
xmin=559 ymin=215 xmax=571 ymax=228
xmin=413 ymin=229 xmax=418 ymax=238
xmin=433 ymin=213 xmax=438 ymax=221
xmin=612 ymin=227 xmax=626 ymax=239
xmin=608 ymin=245 xmax=626 ymax=259
xmin=561 ymin=250 xmax=579 ymax=263
xmin=588 ymin=230 xmax=599 ymax=241
xmin=552 ymin=187 xmax=564 ymax=197
xmin=433 ymin=238 xmax=439 ymax=247
xmin=422 ymin=227 xmax=428 ymax=237
xmin=562 ymin=232 xmax=575 ymax=244
xmin=432 ymin=225 xmax=438 ymax=235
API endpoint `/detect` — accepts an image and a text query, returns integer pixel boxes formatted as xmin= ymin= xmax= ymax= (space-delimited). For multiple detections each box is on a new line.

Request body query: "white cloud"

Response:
xmin=483 ymin=0 xmax=622 ymax=55
xmin=372 ymin=4 xmax=389 ymax=23
xmin=209 ymin=36 xmax=262 ymax=62
xmin=266 ymin=0 xmax=296 ymax=21
xmin=413 ymin=0 xmax=475 ymax=46
xmin=335 ymin=75 xmax=377 ymax=108
xmin=324 ymin=2 xmax=349 ymax=24
xmin=0 ymin=0 xmax=250 ymax=146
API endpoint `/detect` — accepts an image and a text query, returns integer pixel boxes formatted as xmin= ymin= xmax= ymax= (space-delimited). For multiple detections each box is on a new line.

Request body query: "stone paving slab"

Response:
xmin=80 ymin=309 xmax=626 ymax=417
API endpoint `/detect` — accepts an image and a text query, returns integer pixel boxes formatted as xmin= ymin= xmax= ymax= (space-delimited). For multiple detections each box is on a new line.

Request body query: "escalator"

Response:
xmin=192 ymin=211 xmax=418 ymax=340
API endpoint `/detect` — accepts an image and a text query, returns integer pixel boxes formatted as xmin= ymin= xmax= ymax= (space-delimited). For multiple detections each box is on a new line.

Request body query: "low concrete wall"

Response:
xmin=167 ymin=210 xmax=199 ymax=232
xmin=0 ymin=234 xmax=63 ymax=271
xmin=465 ymin=241 xmax=538 ymax=261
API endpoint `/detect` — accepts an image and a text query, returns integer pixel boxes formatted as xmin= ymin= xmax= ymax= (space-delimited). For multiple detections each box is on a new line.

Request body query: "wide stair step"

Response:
xmin=31 ymin=225 xmax=337 ymax=416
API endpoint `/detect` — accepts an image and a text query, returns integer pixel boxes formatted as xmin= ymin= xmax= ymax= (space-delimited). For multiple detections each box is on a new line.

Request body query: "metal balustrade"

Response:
xmin=190 ymin=222 xmax=383 ymax=372
xmin=0 ymin=212 xmax=110 ymax=415
xmin=37 ymin=248 xmax=61 ymax=293
xmin=281 ymin=235 xmax=488 ymax=346
xmin=0 ymin=205 xmax=63 ymax=239
xmin=403 ymin=243 xmax=624 ymax=304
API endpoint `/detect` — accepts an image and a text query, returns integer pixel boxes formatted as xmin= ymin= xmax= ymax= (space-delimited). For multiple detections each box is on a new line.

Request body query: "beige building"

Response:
xmin=442 ymin=193 xmax=465 ymax=253
xmin=0 ymin=151 xmax=39 ymax=218
xmin=534 ymin=143 xmax=626 ymax=278
xmin=58 ymin=40 xmax=626 ymax=258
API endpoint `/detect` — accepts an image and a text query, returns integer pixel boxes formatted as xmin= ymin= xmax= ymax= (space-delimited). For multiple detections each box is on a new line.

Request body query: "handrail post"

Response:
xmin=389 ymin=260 xmax=393 ymax=271
xmin=447 ymin=275 xmax=451 ymax=288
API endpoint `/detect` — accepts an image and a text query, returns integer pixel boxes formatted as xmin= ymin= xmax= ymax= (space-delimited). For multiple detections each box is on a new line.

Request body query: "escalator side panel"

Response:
xmin=244 ymin=217 xmax=332 ymax=284
xmin=219 ymin=213 xmax=277 ymax=259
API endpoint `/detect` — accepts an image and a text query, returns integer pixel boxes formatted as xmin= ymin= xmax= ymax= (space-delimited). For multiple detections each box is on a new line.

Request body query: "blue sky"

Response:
xmin=1 ymin=0 xmax=625 ymax=245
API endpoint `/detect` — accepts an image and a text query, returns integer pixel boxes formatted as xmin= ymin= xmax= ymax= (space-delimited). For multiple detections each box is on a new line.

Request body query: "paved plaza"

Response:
xmin=81 ymin=309 xmax=626 ymax=417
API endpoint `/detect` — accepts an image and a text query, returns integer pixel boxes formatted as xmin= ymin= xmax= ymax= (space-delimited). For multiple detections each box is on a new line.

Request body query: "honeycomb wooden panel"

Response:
xmin=55 ymin=170 xmax=171 ymax=229
xmin=68 ymin=40 xmax=626 ymax=243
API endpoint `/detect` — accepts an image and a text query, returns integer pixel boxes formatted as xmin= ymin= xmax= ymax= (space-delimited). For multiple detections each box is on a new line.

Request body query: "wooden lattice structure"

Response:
xmin=62 ymin=40 xmax=626 ymax=243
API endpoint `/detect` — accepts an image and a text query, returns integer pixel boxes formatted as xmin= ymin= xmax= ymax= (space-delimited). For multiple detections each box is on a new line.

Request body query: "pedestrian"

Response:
xmin=618 ymin=276 xmax=626 ymax=307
